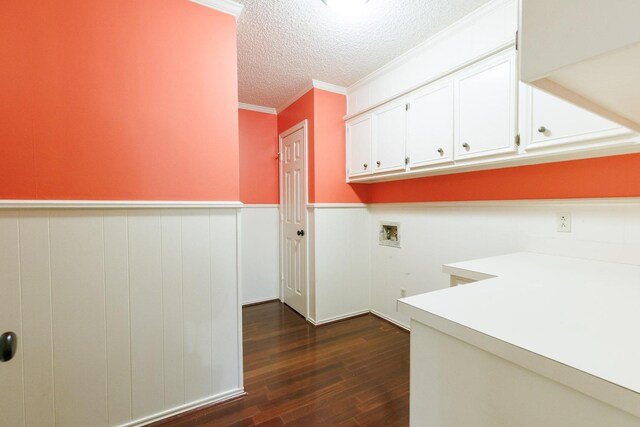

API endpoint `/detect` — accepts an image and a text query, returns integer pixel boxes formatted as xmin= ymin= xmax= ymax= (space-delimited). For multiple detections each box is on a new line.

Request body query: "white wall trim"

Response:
xmin=307 ymin=203 xmax=368 ymax=209
xmin=242 ymin=297 xmax=279 ymax=306
xmin=307 ymin=309 xmax=370 ymax=326
xmin=276 ymin=79 xmax=347 ymax=114
xmin=277 ymin=83 xmax=314 ymax=114
xmin=371 ymin=309 xmax=410 ymax=331
xmin=347 ymin=0 xmax=514 ymax=93
xmin=241 ymin=204 xmax=280 ymax=209
xmin=235 ymin=209 xmax=244 ymax=391
xmin=306 ymin=199 xmax=640 ymax=209
xmin=238 ymin=103 xmax=277 ymax=115
xmin=312 ymin=79 xmax=348 ymax=96
xmin=0 ymin=200 xmax=244 ymax=209
xmin=126 ymin=388 xmax=245 ymax=427
xmin=189 ymin=0 xmax=244 ymax=19
xmin=367 ymin=197 xmax=640 ymax=209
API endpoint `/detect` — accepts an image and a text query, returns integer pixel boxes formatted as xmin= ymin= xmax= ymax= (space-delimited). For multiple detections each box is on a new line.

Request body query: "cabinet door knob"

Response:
xmin=296 ymin=230 xmax=305 ymax=237
xmin=437 ymin=148 xmax=444 ymax=155
xmin=363 ymin=163 xmax=368 ymax=169
xmin=462 ymin=143 xmax=470 ymax=150
xmin=376 ymin=161 xmax=381 ymax=167
xmin=538 ymin=126 xmax=547 ymax=133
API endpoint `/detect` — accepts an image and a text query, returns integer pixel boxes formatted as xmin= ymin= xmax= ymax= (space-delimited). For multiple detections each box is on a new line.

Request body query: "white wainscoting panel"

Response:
xmin=368 ymin=201 xmax=640 ymax=328
xmin=0 ymin=208 xmax=242 ymax=427
xmin=311 ymin=207 xmax=370 ymax=324
xmin=0 ymin=213 xmax=25 ymax=427
xmin=240 ymin=207 xmax=279 ymax=305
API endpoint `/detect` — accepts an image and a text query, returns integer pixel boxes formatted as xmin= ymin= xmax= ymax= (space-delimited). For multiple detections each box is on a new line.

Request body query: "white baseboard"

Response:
xmin=309 ymin=309 xmax=370 ymax=326
xmin=371 ymin=309 xmax=410 ymax=331
xmin=125 ymin=388 xmax=245 ymax=427
xmin=242 ymin=296 xmax=279 ymax=306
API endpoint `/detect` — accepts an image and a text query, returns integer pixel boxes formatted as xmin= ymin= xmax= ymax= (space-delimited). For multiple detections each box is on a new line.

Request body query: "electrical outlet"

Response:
xmin=557 ymin=213 xmax=571 ymax=232
xmin=400 ymin=288 xmax=407 ymax=298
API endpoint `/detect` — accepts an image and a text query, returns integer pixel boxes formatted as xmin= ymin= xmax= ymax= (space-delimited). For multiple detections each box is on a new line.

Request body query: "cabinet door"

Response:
xmin=407 ymin=81 xmax=454 ymax=168
xmin=524 ymin=85 xmax=632 ymax=150
xmin=347 ymin=115 xmax=373 ymax=177
xmin=373 ymin=101 xmax=407 ymax=173
xmin=455 ymin=51 xmax=517 ymax=160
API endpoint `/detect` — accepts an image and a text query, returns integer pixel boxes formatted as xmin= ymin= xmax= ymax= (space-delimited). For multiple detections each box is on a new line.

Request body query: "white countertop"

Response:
xmin=398 ymin=252 xmax=640 ymax=416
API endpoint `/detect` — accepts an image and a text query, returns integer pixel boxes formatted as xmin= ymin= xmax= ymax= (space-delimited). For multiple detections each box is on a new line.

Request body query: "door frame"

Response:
xmin=278 ymin=120 xmax=310 ymax=319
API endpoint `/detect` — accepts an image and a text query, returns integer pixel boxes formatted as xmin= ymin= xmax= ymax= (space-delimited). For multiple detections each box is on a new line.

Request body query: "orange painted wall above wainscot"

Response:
xmin=239 ymin=109 xmax=279 ymax=204
xmin=367 ymin=153 xmax=640 ymax=203
xmin=277 ymin=88 xmax=368 ymax=204
xmin=277 ymin=90 xmax=317 ymax=202
xmin=0 ymin=0 xmax=239 ymax=201
xmin=313 ymin=90 xmax=369 ymax=203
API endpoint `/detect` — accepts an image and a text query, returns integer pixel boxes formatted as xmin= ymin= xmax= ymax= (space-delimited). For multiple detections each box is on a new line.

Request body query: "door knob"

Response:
xmin=462 ymin=143 xmax=470 ymax=150
xmin=538 ymin=126 xmax=547 ymax=133
xmin=363 ymin=163 xmax=368 ymax=169
xmin=437 ymin=148 xmax=444 ymax=155
xmin=0 ymin=332 xmax=17 ymax=363
xmin=376 ymin=161 xmax=381 ymax=167
xmin=297 ymin=230 xmax=305 ymax=237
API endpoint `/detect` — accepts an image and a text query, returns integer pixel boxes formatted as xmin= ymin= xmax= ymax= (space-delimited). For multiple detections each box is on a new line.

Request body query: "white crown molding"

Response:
xmin=238 ymin=103 xmax=277 ymax=115
xmin=276 ymin=79 xmax=348 ymax=114
xmin=0 ymin=200 xmax=244 ymax=209
xmin=311 ymin=79 xmax=348 ymax=96
xmin=189 ymin=0 xmax=244 ymax=19
xmin=347 ymin=0 xmax=514 ymax=93
xmin=276 ymin=82 xmax=314 ymax=114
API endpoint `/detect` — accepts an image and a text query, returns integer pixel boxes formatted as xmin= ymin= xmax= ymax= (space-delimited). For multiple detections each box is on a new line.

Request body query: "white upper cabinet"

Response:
xmin=520 ymin=0 xmax=640 ymax=132
xmin=406 ymin=81 xmax=454 ymax=168
xmin=522 ymin=85 xmax=634 ymax=150
xmin=343 ymin=0 xmax=640 ymax=183
xmin=347 ymin=114 xmax=373 ymax=177
xmin=454 ymin=51 xmax=517 ymax=160
xmin=373 ymin=101 xmax=407 ymax=173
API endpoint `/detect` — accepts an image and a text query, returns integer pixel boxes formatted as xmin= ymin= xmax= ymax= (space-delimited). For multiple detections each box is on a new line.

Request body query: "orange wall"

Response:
xmin=277 ymin=88 xmax=368 ymax=204
xmin=313 ymin=90 xmax=369 ymax=203
xmin=367 ymin=153 xmax=640 ymax=203
xmin=277 ymin=90 xmax=316 ymax=202
xmin=239 ymin=109 xmax=279 ymax=204
xmin=0 ymin=0 xmax=239 ymax=201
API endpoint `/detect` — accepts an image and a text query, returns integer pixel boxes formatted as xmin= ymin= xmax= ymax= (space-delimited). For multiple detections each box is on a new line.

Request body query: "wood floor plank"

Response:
xmin=154 ymin=302 xmax=409 ymax=426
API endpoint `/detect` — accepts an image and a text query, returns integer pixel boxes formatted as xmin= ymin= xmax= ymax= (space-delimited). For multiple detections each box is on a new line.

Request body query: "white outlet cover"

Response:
xmin=557 ymin=213 xmax=572 ymax=233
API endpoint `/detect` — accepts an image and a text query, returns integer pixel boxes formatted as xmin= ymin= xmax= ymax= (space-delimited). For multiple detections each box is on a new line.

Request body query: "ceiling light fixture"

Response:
xmin=321 ymin=0 xmax=370 ymax=17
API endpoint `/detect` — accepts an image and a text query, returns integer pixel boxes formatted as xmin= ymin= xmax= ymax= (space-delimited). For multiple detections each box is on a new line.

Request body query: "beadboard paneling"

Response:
xmin=0 ymin=208 xmax=242 ymax=427
xmin=0 ymin=213 xmax=25 ymax=427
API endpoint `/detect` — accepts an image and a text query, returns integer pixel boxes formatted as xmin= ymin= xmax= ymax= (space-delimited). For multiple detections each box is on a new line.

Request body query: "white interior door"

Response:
xmin=280 ymin=124 xmax=307 ymax=317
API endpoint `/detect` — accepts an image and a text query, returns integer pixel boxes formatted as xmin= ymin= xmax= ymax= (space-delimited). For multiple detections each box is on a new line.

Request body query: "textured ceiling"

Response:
xmin=235 ymin=0 xmax=492 ymax=108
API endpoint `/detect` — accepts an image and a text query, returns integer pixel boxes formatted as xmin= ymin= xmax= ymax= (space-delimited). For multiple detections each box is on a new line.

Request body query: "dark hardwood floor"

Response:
xmin=156 ymin=301 xmax=410 ymax=426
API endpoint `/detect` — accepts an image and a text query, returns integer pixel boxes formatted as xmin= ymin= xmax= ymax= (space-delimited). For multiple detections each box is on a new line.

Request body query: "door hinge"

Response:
xmin=405 ymin=103 xmax=410 ymax=111
xmin=405 ymin=156 xmax=410 ymax=165
xmin=515 ymin=30 xmax=518 ymax=50
xmin=515 ymin=134 xmax=521 ymax=147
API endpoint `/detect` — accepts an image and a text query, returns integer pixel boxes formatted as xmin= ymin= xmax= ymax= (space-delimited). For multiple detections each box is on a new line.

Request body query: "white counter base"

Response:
xmin=399 ymin=252 xmax=640 ymax=425
xmin=410 ymin=321 xmax=640 ymax=427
